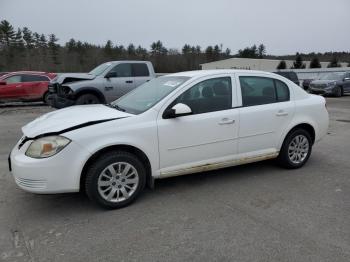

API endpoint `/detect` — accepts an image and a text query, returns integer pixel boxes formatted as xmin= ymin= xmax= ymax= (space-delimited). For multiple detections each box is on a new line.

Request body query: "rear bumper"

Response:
xmin=48 ymin=94 xmax=75 ymax=109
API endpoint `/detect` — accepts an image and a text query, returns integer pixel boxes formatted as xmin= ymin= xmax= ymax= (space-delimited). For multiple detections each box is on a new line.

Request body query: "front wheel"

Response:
xmin=277 ymin=129 xmax=312 ymax=169
xmin=85 ymin=151 xmax=146 ymax=209
xmin=76 ymin=93 xmax=101 ymax=105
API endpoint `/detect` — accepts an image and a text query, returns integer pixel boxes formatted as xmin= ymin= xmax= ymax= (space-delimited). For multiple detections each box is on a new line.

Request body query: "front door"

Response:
xmin=0 ymin=75 xmax=25 ymax=101
xmin=157 ymin=76 xmax=239 ymax=176
xmin=104 ymin=63 xmax=135 ymax=101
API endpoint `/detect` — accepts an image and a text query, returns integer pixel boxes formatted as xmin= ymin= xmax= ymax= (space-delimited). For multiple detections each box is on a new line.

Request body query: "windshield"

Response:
xmin=111 ymin=76 xmax=190 ymax=114
xmin=89 ymin=62 xmax=112 ymax=76
xmin=320 ymin=73 xmax=345 ymax=81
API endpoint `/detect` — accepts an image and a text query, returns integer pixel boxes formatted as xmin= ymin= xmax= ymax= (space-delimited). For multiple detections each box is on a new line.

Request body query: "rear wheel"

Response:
xmin=85 ymin=151 xmax=146 ymax=209
xmin=43 ymin=92 xmax=50 ymax=104
xmin=278 ymin=129 xmax=312 ymax=169
xmin=334 ymin=86 xmax=342 ymax=97
xmin=76 ymin=93 xmax=101 ymax=105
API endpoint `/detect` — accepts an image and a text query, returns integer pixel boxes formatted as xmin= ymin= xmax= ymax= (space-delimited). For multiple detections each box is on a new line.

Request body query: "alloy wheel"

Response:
xmin=288 ymin=135 xmax=309 ymax=164
xmin=97 ymin=162 xmax=139 ymax=203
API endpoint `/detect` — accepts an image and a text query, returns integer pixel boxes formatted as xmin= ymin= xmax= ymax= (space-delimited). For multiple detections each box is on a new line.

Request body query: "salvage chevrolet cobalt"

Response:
xmin=9 ymin=70 xmax=329 ymax=209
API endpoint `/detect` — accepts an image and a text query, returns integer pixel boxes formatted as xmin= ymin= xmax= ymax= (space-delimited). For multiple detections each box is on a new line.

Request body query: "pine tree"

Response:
xmin=327 ymin=56 xmax=340 ymax=68
xmin=277 ymin=60 xmax=287 ymax=70
xmin=14 ymin=28 xmax=25 ymax=50
xmin=258 ymin=44 xmax=266 ymax=58
xmin=0 ymin=20 xmax=15 ymax=46
xmin=127 ymin=43 xmax=136 ymax=57
xmin=225 ymin=48 xmax=231 ymax=57
xmin=22 ymin=27 xmax=34 ymax=48
xmin=39 ymin=34 xmax=47 ymax=48
xmin=309 ymin=57 xmax=321 ymax=68
xmin=182 ymin=44 xmax=191 ymax=55
xmin=33 ymin=32 xmax=41 ymax=48
xmin=104 ymin=40 xmax=113 ymax=57
xmin=293 ymin=53 xmax=306 ymax=69
xmin=48 ymin=34 xmax=60 ymax=66
xmin=205 ymin=46 xmax=214 ymax=61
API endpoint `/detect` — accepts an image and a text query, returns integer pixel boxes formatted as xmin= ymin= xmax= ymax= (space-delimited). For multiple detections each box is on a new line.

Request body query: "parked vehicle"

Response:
xmin=9 ymin=70 xmax=329 ymax=209
xmin=302 ymin=79 xmax=313 ymax=90
xmin=273 ymin=71 xmax=300 ymax=86
xmin=309 ymin=72 xmax=350 ymax=97
xmin=0 ymin=72 xmax=9 ymax=77
xmin=0 ymin=71 xmax=56 ymax=103
xmin=48 ymin=61 xmax=156 ymax=108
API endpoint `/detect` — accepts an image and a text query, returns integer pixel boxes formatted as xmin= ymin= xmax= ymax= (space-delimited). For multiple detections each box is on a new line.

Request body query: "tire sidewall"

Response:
xmin=86 ymin=152 xmax=146 ymax=209
xmin=279 ymin=129 xmax=312 ymax=169
xmin=76 ymin=93 xmax=100 ymax=105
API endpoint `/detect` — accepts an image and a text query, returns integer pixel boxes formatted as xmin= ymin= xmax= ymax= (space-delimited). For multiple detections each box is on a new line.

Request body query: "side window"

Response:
xmin=173 ymin=77 xmax=232 ymax=115
xmin=109 ymin=63 xmax=132 ymax=77
xmin=240 ymin=76 xmax=276 ymax=106
xmin=132 ymin=63 xmax=150 ymax=77
xmin=22 ymin=75 xmax=49 ymax=82
xmin=239 ymin=76 xmax=290 ymax=106
xmin=275 ymin=79 xmax=290 ymax=102
xmin=5 ymin=75 xmax=22 ymax=84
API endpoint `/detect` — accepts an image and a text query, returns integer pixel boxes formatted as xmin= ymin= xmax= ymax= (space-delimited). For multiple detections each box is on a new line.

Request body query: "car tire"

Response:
xmin=277 ymin=129 xmax=312 ymax=169
xmin=85 ymin=151 xmax=146 ymax=209
xmin=76 ymin=93 xmax=101 ymax=105
xmin=43 ymin=92 xmax=50 ymax=105
xmin=334 ymin=86 xmax=342 ymax=97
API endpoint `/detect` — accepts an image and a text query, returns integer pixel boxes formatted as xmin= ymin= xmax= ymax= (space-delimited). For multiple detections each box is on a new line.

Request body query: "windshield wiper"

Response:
xmin=106 ymin=103 xmax=126 ymax=112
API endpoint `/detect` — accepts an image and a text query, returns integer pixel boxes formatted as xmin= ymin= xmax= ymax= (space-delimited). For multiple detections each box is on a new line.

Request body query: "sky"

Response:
xmin=0 ymin=0 xmax=349 ymax=55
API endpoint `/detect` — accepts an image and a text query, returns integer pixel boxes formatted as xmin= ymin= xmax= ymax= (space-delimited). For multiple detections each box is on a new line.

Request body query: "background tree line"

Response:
xmin=1 ymin=19 xmax=349 ymax=73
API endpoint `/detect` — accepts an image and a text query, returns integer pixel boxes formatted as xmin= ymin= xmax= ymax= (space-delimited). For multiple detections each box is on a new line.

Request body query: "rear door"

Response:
xmin=22 ymin=74 xmax=50 ymax=99
xmin=0 ymin=74 xmax=24 ymax=101
xmin=237 ymin=73 xmax=294 ymax=156
xmin=132 ymin=63 xmax=152 ymax=87
xmin=104 ymin=63 xmax=135 ymax=101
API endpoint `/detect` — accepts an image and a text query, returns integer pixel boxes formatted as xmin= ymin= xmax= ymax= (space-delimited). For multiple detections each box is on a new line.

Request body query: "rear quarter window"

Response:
xmin=22 ymin=75 xmax=49 ymax=82
xmin=132 ymin=63 xmax=150 ymax=77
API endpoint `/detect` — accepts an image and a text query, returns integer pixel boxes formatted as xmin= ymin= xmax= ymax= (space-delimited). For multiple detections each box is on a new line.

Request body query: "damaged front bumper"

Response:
xmin=48 ymin=94 xmax=75 ymax=109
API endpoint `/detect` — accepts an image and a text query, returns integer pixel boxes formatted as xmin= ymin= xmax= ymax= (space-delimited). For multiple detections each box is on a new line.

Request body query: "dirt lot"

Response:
xmin=0 ymin=97 xmax=349 ymax=262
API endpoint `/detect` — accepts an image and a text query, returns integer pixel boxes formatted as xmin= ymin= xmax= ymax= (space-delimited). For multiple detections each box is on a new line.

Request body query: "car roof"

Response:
xmin=0 ymin=71 xmax=56 ymax=80
xmin=108 ymin=60 xmax=151 ymax=64
xmin=166 ymin=69 xmax=278 ymax=78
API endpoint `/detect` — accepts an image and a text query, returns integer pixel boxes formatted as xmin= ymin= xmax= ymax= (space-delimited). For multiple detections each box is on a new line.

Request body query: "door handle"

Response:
xmin=218 ymin=118 xmax=235 ymax=125
xmin=276 ymin=110 xmax=288 ymax=116
xmin=125 ymin=80 xmax=133 ymax=84
xmin=16 ymin=85 xmax=22 ymax=88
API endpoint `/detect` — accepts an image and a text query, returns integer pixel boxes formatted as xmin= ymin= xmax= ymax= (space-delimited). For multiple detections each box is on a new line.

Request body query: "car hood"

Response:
xmin=22 ymin=104 xmax=132 ymax=138
xmin=52 ymin=73 xmax=96 ymax=84
xmin=311 ymin=80 xmax=336 ymax=85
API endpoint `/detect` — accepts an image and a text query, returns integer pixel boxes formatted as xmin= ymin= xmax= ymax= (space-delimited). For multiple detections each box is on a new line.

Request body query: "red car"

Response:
xmin=0 ymin=71 xmax=56 ymax=104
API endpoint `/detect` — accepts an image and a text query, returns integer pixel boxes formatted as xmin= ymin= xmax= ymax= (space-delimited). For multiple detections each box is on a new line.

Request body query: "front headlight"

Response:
xmin=327 ymin=82 xmax=336 ymax=87
xmin=25 ymin=136 xmax=71 ymax=158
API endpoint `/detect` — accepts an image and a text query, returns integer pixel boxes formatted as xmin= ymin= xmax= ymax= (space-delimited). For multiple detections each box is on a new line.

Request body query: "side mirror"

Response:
xmin=163 ymin=103 xmax=192 ymax=119
xmin=0 ymin=81 xmax=6 ymax=85
xmin=105 ymin=71 xmax=117 ymax=78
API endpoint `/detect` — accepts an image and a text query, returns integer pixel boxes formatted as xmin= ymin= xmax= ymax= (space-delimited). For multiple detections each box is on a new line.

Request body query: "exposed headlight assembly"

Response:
xmin=25 ymin=136 xmax=71 ymax=158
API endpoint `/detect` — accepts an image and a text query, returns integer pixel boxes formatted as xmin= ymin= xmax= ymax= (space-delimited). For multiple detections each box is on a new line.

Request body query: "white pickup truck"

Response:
xmin=48 ymin=61 xmax=156 ymax=108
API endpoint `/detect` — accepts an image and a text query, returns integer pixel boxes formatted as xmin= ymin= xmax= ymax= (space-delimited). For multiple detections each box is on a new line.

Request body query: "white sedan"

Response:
xmin=9 ymin=70 xmax=329 ymax=209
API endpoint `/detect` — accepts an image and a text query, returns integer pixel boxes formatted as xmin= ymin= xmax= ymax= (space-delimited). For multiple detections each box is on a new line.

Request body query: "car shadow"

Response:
xmin=19 ymin=159 xmax=283 ymax=212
